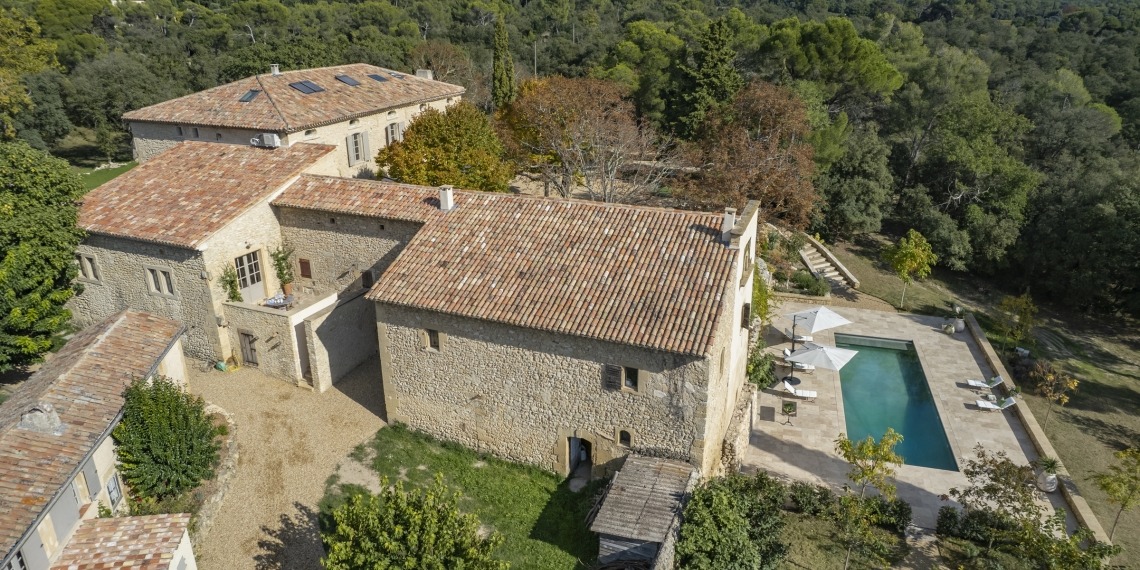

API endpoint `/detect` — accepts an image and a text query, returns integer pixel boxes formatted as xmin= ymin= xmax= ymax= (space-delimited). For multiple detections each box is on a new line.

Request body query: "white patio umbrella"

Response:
xmin=786 ymin=342 xmax=859 ymax=371
xmin=783 ymin=306 xmax=853 ymax=350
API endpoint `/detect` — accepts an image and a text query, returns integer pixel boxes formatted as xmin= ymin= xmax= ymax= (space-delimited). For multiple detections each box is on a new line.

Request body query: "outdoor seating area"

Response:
xmin=976 ymin=397 xmax=1018 ymax=412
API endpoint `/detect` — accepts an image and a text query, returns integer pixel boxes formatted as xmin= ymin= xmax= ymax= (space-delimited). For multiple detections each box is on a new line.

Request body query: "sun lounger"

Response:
xmin=782 ymin=348 xmax=816 ymax=372
xmin=966 ymin=375 xmax=1004 ymax=391
xmin=976 ymin=397 xmax=1016 ymax=412
xmin=783 ymin=328 xmax=813 ymax=343
xmin=782 ymin=381 xmax=817 ymax=402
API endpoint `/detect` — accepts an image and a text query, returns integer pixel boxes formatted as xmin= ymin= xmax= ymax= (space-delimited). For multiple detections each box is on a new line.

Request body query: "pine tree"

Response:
xmin=492 ymin=15 xmax=516 ymax=110
xmin=673 ymin=18 xmax=744 ymax=139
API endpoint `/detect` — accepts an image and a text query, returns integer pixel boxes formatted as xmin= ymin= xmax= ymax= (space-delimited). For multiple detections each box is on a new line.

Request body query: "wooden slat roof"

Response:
xmin=589 ymin=457 xmax=694 ymax=542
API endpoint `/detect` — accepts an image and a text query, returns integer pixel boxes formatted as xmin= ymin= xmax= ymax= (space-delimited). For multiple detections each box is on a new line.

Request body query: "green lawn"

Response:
xmin=780 ymin=512 xmax=907 ymax=569
xmin=73 ymin=162 xmax=137 ymax=190
xmin=830 ymin=233 xmax=1140 ymax=567
xmin=320 ymin=424 xmax=604 ymax=569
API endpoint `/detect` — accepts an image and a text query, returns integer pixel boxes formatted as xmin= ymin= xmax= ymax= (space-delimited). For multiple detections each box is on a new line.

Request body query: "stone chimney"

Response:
xmin=440 ymin=185 xmax=455 ymax=212
xmin=721 ymin=208 xmax=737 ymax=244
xmin=415 ymin=69 xmax=434 ymax=81
xmin=270 ymin=63 xmax=281 ymax=76
xmin=18 ymin=402 xmax=64 ymax=435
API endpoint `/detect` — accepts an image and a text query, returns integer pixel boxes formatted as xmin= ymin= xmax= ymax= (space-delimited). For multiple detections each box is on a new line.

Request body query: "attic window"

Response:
xmin=239 ymin=89 xmax=261 ymax=102
xmin=289 ymin=80 xmax=326 ymax=94
xmin=367 ymin=74 xmax=389 ymax=83
xmin=336 ymin=74 xmax=361 ymax=86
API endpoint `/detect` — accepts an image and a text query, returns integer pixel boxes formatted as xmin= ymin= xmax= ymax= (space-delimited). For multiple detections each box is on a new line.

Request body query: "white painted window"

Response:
xmin=3 ymin=551 xmax=27 ymax=570
xmin=347 ymin=132 xmax=370 ymax=166
xmin=77 ymin=254 xmax=100 ymax=283
xmin=146 ymin=267 xmax=176 ymax=298
xmin=107 ymin=473 xmax=122 ymax=507
xmin=385 ymin=122 xmax=404 ymax=145
xmin=234 ymin=251 xmax=264 ymax=301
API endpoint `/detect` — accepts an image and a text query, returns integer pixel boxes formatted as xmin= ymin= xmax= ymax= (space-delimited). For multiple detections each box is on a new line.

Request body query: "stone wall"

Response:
xmin=277 ymin=207 xmax=421 ymax=296
xmin=375 ymin=304 xmax=712 ymax=476
xmin=127 ymin=121 xmax=264 ymax=162
xmin=651 ymin=470 xmax=699 ymax=570
xmin=222 ymin=302 xmax=300 ymax=382
xmin=304 ymin=292 xmax=378 ymax=392
xmin=70 ymin=235 xmax=219 ymax=360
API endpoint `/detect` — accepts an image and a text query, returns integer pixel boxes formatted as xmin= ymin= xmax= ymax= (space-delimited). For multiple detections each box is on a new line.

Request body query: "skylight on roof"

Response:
xmin=367 ymin=74 xmax=389 ymax=83
xmin=389 ymin=72 xmax=406 ymax=79
xmin=288 ymin=80 xmax=326 ymax=94
xmin=239 ymin=89 xmax=262 ymax=102
xmin=336 ymin=74 xmax=361 ymax=86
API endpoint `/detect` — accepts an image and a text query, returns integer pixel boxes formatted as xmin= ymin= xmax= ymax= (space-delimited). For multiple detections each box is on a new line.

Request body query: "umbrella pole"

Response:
xmin=791 ymin=316 xmax=798 ymax=352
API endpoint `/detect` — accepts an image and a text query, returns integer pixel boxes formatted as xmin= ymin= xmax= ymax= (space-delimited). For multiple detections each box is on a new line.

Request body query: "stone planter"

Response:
xmin=1036 ymin=471 xmax=1059 ymax=493
xmin=954 ymin=318 xmax=966 ymax=332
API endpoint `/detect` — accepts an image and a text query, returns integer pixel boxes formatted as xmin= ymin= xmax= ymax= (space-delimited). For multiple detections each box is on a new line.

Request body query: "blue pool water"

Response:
xmin=835 ymin=334 xmax=958 ymax=471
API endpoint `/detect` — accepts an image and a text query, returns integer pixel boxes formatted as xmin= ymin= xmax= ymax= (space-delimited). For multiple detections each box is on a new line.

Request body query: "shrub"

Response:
xmin=789 ymin=269 xmax=830 ymax=296
xmin=112 ymin=376 xmax=220 ymax=500
xmin=863 ymin=496 xmax=912 ymax=535
xmin=323 ymin=475 xmax=508 ymax=570
xmin=747 ymin=347 xmax=776 ymax=389
xmin=936 ymin=505 xmax=960 ymax=536
xmin=678 ymin=472 xmax=789 ymax=570
xmin=789 ymin=481 xmax=835 ymax=516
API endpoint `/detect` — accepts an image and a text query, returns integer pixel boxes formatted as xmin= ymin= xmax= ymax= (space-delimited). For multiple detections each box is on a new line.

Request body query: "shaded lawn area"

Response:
xmin=780 ymin=512 xmax=907 ymax=570
xmin=320 ymin=424 xmax=604 ymax=569
xmin=829 ymin=232 xmax=1140 ymax=568
xmin=74 ymin=162 xmax=136 ymax=190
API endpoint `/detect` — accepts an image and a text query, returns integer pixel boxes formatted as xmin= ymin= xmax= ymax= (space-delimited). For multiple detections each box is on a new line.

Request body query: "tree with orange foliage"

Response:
xmin=497 ymin=76 xmax=677 ymax=203
xmin=678 ymin=81 xmax=817 ymax=229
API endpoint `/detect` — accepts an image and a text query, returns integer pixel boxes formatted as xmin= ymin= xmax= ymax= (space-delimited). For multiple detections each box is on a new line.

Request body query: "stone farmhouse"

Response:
xmin=70 ymin=63 xmax=760 ymax=478
xmin=123 ymin=63 xmax=464 ymax=178
xmin=0 ymin=310 xmax=198 ymax=570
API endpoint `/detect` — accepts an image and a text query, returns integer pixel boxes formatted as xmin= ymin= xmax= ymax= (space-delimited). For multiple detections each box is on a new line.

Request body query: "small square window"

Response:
xmin=215 ymin=132 xmax=222 ymax=141
xmin=176 ymin=126 xmax=184 ymax=137
xmin=427 ymin=329 xmax=440 ymax=350
xmin=298 ymin=258 xmax=312 ymax=279
xmin=619 ymin=430 xmax=631 ymax=447
xmin=145 ymin=266 xmax=176 ymax=298
xmin=192 ymin=127 xmax=200 ymax=138
xmin=107 ymin=474 xmax=122 ymax=507
xmin=623 ymin=367 xmax=639 ymax=390
xmin=77 ymin=254 xmax=100 ymax=283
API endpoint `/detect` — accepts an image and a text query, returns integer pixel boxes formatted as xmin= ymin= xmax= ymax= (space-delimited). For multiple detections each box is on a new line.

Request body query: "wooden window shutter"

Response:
xmin=602 ymin=364 xmax=622 ymax=390
xmin=346 ymin=135 xmax=357 ymax=166
xmin=742 ymin=303 xmax=752 ymax=328
xmin=299 ymin=259 xmax=312 ymax=279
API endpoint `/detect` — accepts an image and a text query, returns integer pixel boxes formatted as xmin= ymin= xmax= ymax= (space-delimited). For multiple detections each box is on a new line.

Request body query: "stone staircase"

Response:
xmin=800 ymin=242 xmax=857 ymax=289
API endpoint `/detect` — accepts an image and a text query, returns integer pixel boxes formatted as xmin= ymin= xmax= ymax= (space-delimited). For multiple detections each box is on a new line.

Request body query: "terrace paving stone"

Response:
xmin=743 ymin=302 xmax=1073 ymax=530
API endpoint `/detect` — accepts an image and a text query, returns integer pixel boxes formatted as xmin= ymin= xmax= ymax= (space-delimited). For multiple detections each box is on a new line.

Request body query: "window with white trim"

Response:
xmin=77 ymin=254 xmax=100 ymax=283
xmin=386 ymin=122 xmax=404 ymax=145
xmin=107 ymin=473 xmax=122 ymax=507
xmin=3 ymin=551 xmax=27 ymax=570
xmin=348 ymin=132 xmax=368 ymax=166
xmin=145 ymin=267 xmax=176 ymax=297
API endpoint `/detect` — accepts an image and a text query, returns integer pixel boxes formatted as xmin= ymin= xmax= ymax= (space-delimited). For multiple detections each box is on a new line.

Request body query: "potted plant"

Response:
xmin=270 ymin=245 xmax=295 ymax=296
xmin=1035 ymin=456 xmax=1060 ymax=492
xmin=781 ymin=400 xmax=798 ymax=425
xmin=953 ymin=304 xmax=967 ymax=333
xmin=220 ymin=265 xmax=242 ymax=302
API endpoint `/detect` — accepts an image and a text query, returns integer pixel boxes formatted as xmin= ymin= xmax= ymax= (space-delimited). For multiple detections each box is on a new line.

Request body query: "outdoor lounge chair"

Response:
xmin=782 ymin=348 xmax=816 ymax=372
xmin=782 ymin=328 xmax=813 ymax=343
xmin=782 ymin=381 xmax=817 ymax=402
xmin=966 ymin=375 xmax=1004 ymax=391
xmin=976 ymin=397 xmax=1017 ymax=412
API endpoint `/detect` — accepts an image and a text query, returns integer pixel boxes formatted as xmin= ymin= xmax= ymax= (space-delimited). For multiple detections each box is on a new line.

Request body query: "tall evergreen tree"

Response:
xmin=491 ymin=15 xmax=516 ymax=110
xmin=672 ymin=18 xmax=744 ymax=139
xmin=0 ymin=141 xmax=85 ymax=372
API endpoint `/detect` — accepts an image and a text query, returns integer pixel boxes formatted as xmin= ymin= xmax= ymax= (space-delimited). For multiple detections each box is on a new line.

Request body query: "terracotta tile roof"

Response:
xmin=79 ymin=142 xmax=335 ymax=248
xmin=275 ymin=177 xmax=736 ymax=356
xmin=123 ymin=63 xmax=465 ymax=132
xmin=590 ymin=456 xmax=694 ymax=542
xmin=0 ymin=311 xmax=183 ymax=559
xmin=50 ymin=514 xmax=190 ymax=570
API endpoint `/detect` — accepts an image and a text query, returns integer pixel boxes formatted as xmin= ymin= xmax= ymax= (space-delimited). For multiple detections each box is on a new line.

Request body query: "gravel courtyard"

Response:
xmin=188 ymin=357 xmax=386 ymax=570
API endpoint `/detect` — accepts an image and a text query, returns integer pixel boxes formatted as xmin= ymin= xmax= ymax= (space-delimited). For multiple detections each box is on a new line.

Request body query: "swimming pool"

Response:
xmin=834 ymin=334 xmax=958 ymax=471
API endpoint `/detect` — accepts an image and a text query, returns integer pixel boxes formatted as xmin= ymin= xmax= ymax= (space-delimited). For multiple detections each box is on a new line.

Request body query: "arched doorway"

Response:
xmin=568 ymin=436 xmax=593 ymax=480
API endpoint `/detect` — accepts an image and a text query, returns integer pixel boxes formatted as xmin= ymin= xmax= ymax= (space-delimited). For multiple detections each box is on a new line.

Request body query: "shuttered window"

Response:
xmin=602 ymin=364 xmax=622 ymax=390
xmin=299 ymin=259 xmax=312 ymax=279
xmin=346 ymin=132 xmax=370 ymax=166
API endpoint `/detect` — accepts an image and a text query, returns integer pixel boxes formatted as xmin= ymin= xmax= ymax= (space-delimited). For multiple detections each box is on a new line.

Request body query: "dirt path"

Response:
xmin=188 ymin=358 xmax=386 ymax=570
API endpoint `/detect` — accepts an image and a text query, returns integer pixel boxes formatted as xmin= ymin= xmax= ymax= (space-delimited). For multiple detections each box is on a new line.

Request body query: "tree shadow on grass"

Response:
xmin=1060 ymin=411 xmax=1140 ymax=452
xmin=529 ymin=478 xmax=606 ymax=569
xmin=1056 ymin=378 xmax=1140 ymax=415
xmin=254 ymin=502 xmax=323 ymax=570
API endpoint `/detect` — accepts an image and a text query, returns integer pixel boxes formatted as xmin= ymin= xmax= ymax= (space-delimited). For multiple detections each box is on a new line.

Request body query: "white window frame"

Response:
xmin=77 ymin=253 xmax=101 ymax=284
xmin=106 ymin=473 xmax=122 ymax=507
xmin=3 ymin=551 xmax=27 ymax=570
xmin=145 ymin=266 xmax=177 ymax=298
xmin=349 ymin=132 xmax=366 ymax=165
xmin=234 ymin=251 xmax=263 ymax=291
xmin=385 ymin=122 xmax=404 ymax=145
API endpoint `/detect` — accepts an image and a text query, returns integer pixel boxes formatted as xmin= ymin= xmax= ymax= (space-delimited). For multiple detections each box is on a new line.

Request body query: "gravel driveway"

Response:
xmin=188 ymin=358 xmax=386 ymax=570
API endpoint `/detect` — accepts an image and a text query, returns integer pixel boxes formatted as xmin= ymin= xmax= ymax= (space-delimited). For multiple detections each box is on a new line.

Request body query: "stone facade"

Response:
xmin=276 ymin=207 xmax=421 ymax=296
xmin=304 ymin=292 xmax=378 ymax=392
xmin=127 ymin=96 xmax=457 ymax=178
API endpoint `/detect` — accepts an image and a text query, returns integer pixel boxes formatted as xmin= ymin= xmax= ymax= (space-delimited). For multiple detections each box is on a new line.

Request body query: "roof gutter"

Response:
xmin=0 ymin=322 xmax=187 ymax=567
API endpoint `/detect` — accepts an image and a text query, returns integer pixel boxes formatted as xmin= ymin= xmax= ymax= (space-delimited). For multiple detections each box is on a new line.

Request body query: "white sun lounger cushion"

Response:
xmin=783 ymin=328 xmax=813 ymax=342
xmin=976 ymin=397 xmax=1016 ymax=411
xmin=783 ymin=381 xmax=817 ymax=400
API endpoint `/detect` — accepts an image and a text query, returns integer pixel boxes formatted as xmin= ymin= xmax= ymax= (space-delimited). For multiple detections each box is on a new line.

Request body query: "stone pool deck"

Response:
xmin=742 ymin=302 xmax=1072 ymax=529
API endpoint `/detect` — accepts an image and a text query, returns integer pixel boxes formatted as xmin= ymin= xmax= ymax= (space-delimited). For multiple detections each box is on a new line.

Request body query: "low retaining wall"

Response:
xmin=964 ymin=314 xmax=1111 ymax=544
xmin=192 ymin=403 xmax=239 ymax=548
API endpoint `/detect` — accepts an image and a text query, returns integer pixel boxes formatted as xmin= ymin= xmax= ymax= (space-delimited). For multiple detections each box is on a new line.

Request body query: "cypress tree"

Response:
xmin=673 ymin=18 xmax=744 ymax=139
xmin=492 ymin=15 xmax=516 ymax=109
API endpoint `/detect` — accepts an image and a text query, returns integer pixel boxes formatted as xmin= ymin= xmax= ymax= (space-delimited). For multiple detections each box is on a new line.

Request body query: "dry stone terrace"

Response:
xmin=743 ymin=302 xmax=1073 ymax=529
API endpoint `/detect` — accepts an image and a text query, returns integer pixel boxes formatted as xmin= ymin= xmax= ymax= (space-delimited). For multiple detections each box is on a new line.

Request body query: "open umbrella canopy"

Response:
xmin=784 ymin=306 xmax=853 ymax=334
xmin=786 ymin=342 xmax=859 ymax=371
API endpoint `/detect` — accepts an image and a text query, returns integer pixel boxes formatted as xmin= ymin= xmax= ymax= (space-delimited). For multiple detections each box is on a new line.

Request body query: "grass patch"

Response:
xmin=75 ymin=162 xmax=136 ymax=190
xmin=780 ymin=512 xmax=907 ymax=569
xmin=321 ymin=424 xmax=604 ymax=569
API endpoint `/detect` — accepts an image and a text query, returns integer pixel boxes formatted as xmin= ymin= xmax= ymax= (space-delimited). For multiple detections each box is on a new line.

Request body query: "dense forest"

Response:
xmin=1 ymin=0 xmax=1138 ymax=316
